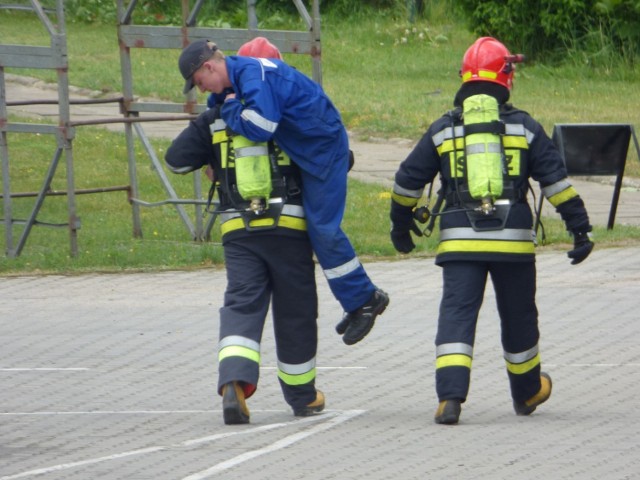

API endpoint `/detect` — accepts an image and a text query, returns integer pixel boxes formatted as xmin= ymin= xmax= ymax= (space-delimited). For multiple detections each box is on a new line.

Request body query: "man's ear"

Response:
xmin=202 ymin=60 xmax=213 ymax=72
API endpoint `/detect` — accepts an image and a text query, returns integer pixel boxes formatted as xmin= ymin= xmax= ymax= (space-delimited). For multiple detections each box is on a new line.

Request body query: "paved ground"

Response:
xmin=2 ymin=76 xmax=640 ymax=480
xmin=2 ymin=247 xmax=640 ymax=479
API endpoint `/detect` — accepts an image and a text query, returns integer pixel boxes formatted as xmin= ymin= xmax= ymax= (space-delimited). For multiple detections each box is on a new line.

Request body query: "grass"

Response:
xmin=2 ymin=8 xmax=640 ymax=274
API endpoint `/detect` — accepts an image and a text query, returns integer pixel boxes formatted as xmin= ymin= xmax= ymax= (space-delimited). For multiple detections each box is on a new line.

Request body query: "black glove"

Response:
xmin=390 ymin=200 xmax=422 ymax=253
xmin=567 ymin=231 xmax=594 ymax=265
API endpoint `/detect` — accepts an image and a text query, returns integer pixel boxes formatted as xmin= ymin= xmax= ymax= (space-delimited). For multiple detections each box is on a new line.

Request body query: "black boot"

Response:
xmin=222 ymin=381 xmax=250 ymax=425
xmin=513 ymin=372 xmax=552 ymax=416
xmin=434 ymin=399 xmax=461 ymax=425
xmin=293 ymin=390 xmax=325 ymax=417
xmin=342 ymin=289 xmax=389 ymax=345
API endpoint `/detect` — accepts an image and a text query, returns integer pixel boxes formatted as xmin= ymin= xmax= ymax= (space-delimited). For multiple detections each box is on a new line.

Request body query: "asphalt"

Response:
xmin=2 ymin=76 xmax=640 ymax=480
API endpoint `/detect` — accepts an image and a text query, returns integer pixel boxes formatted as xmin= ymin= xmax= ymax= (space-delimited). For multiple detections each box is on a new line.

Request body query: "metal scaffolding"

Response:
xmin=0 ymin=0 xmax=322 ymax=257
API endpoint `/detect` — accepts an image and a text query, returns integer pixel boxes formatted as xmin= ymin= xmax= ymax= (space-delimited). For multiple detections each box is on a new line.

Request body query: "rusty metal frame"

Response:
xmin=0 ymin=0 xmax=78 ymax=258
xmin=116 ymin=0 xmax=322 ymax=242
xmin=1 ymin=0 xmax=321 ymax=257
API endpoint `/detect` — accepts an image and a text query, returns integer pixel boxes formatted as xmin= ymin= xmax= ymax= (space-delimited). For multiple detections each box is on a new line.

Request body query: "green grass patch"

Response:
xmin=3 ymin=9 xmax=637 ymax=171
xmin=1 ymin=123 xmax=225 ymax=274
xmin=3 ymin=117 xmax=638 ymax=275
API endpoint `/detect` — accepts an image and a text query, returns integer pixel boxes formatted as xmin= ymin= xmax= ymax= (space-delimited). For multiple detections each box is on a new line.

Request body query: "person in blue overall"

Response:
xmin=165 ymin=39 xmax=324 ymax=424
xmin=178 ymin=38 xmax=389 ymax=345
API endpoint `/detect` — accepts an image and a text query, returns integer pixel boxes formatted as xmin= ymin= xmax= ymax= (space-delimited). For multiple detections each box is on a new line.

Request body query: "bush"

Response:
xmin=60 ymin=0 xmax=409 ymax=26
xmin=595 ymin=0 xmax=640 ymax=62
xmin=457 ymin=0 xmax=640 ymax=64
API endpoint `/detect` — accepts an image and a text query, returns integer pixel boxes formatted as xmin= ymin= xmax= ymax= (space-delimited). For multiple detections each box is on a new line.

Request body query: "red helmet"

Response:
xmin=237 ymin=37 xmax=283 ymax=60
xmin=460 ymin=37 xmax=523 ymax=90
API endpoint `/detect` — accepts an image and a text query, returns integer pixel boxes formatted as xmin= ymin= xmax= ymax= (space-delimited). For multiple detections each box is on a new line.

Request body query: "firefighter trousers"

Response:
xmin=217 ymin=235 xmax=319 ymax=410
xmin=435 ymin=260 xmax=542 ymax=404
xmin=299 ymin=129 xmax=377 ymax=313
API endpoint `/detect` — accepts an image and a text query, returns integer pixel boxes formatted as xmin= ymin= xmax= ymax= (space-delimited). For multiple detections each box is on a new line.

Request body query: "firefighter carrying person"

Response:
xmin=165 ymin=38 xmax=324 ymax=424
xmin=178 ymin=38 xmax=389 ymax=347
xmin=389 ymin=36 xmax=594 ymax=425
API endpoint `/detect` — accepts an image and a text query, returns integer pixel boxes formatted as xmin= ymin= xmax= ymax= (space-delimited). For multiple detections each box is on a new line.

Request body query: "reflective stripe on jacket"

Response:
xmin=393 ymin=103 xmax=588 ymax=264
xmin=164 ymin=106 xmax=307 ymax=245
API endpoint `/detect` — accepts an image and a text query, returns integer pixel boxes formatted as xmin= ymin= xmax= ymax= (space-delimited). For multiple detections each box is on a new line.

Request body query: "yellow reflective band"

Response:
xmin=212 ymin=130 xmax=228 ymax=145
xmin=278 ymin=368 xmax=316 ymax=386
xmin=437 ymin=239 xmax=535 ymax=255
xmin=277 ymin=215 xmax=306 ymax=230
xmin=502 ymin=136 xmax=528 ymax=149
xmin=504 ymin=149 xmax=521 ymax=176
xmin=548 ymin=186 xmax=578 ymax=207
xmin=478 ymin=70 xmax=499 ymax=80
xmin=436 ymin=354 xmax=472 ymax=369
xmin=221 ymin=142 xmax=230 ymax=168
xmin=448 ymin=151 xmax=465 ymax=178
xmin=275 ymin=151 xmax=292 ymax=166
xmin=220 ymin=215 xmax=307 ymax=236
xmin=437 ymin=137 xmax=465 ymax=156
xmin=219 ymin=345 xmax=260 ymax=364
xmin=391 ymin=192 xmax=419 ymax=207
xmin=506 ymin=353 xmax=540 ymax=375
xmin=462 ymin=70 xmax=498 ymax=82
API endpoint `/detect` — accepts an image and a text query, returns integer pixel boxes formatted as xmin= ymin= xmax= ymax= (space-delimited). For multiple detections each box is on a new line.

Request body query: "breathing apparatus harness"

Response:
xmin=412 ymin=97 xmax=527 ymax=235
xmin=205 ymin=133 xmax=300 ymax=232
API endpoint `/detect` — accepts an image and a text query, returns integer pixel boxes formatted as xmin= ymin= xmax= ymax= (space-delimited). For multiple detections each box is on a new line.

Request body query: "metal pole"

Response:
xmin=0 ymin=68 xmax=14 ymax=256
xmin=117 ymin=0 xmax=143 ymax=238
xmin=247 ymin=0 xmax=258 ymax=31
xmin=54 ymin=0 xmax=79 ymax=256
xmin=311 ymin=0 xmax=322 ymax=85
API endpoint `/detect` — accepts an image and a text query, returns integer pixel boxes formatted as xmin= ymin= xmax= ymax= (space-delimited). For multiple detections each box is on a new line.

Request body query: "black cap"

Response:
xmin=179 ymin=40 xmax=217 ymax=94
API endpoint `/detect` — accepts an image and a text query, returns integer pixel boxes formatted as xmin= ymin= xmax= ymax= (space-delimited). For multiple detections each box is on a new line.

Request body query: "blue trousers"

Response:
xmin=218 ymin=235 xmax=319 ymax=410
xmin=299 ymin=129 xmax=376 ymax=312
xmin=435 ymin=261 xmax=542 ymax=403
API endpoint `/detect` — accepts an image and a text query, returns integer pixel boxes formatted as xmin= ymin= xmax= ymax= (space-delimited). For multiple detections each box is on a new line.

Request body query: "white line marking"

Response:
xmin=0 ymin=368 xmax=90 ymax=371
xmin=181 ymin=410 xmax=365 ymax=480
xmin=0 ymin=447 xmax=164 ymax=480
xmin=0 ymin=410 xmax=364 ymax=480
xmin=0 ymin=410 xmax=218 ymax=416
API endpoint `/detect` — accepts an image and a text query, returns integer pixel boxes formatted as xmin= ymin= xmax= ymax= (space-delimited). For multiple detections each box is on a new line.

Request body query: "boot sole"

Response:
xmin=224 ymin=407 xmax=250 ymax=425
xmin=514 ymin=372 xmax=553 ymax=416
xmin=222 ymin=384 xmax=250 ymax=425
xmin=342 ymin=295 xmax=390 ymax=345
xmin=293 ymin=403 xmax=325 ymax=417
xmin=434 ymin=400 xmax=461 ymax=425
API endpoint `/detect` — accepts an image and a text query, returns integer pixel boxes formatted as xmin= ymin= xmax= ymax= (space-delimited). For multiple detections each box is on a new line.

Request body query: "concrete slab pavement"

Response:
xmin=1 ymin=246 xmax=640 ymax=479
xmin=3 ymin=75 xmax=640 ymax=480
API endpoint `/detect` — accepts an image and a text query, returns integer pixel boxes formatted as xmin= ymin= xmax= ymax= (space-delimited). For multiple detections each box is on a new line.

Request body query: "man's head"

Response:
xmin=237 ymin=37 xmax=282 ymax=59
xmin=179 ymin=39 xmax=228 ymax=94
xmin=460 ymin=37 xmax=524 ymax=91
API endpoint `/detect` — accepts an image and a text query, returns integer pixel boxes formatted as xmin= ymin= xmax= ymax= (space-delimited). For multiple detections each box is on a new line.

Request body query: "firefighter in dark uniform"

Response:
xmin=165 ymin=39 xmax=324 ymax=425
xmin=389 ymin=37 xmax=594 ymax=424
xmin=178 ymin=38 xmax=389 ymax=347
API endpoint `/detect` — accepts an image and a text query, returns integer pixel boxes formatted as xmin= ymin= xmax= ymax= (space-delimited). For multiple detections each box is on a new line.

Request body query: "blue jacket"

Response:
xmin=220 ymin=56 xmax=348 ymax=181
